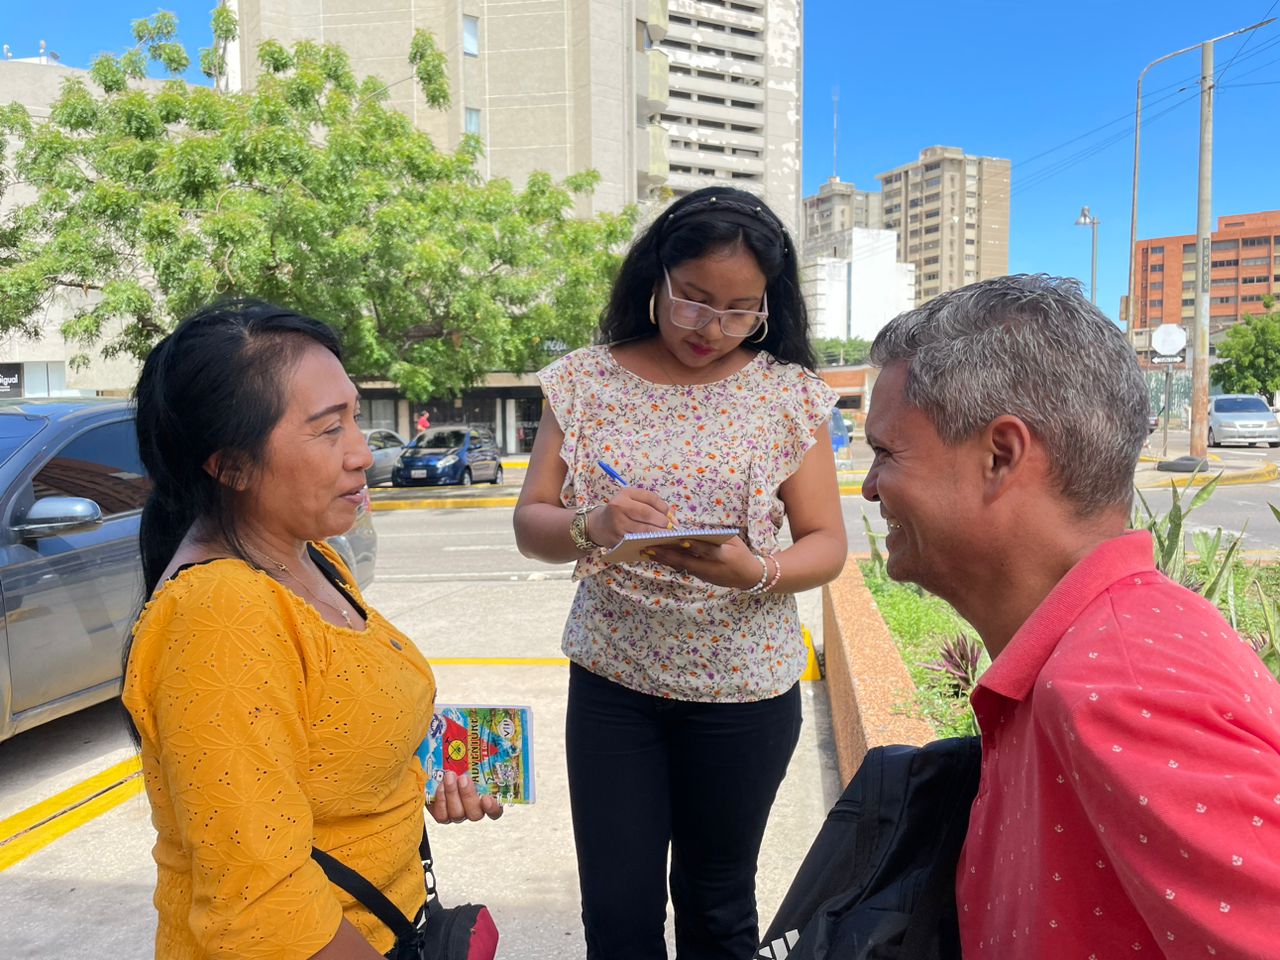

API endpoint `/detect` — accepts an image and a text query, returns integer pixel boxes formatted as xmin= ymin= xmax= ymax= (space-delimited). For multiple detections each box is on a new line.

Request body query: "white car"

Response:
xmin=1207 ymin=395 xmax=1280 ymax=448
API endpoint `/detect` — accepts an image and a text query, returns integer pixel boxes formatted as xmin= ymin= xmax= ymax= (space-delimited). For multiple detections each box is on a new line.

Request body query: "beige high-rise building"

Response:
xmin=876 ymin=146 xmax=1010 ymax=304
xmin=657 ymin=0 xmax=802 ymax=232
xmin=227 ymin=0 xmax=673 ymax=216
xmin=803 ymin=176 xmax=883 ymax=259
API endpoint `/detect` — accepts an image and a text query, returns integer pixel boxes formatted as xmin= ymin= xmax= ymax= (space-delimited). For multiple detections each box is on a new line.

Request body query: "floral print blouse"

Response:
xmin=537 ymin=344 xmax=838 ymax=702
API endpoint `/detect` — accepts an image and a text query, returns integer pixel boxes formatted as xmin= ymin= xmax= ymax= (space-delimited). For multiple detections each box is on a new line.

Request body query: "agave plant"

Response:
xmin=925 ymin=634 xmax=984 ymax=696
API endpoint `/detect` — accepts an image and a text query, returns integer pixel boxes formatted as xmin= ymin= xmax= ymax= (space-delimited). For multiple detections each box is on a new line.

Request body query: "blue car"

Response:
xmin=392 ymin=425 xmax=503 ymax=487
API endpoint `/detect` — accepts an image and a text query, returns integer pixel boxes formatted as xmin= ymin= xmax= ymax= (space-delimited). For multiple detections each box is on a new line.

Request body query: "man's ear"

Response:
xmin=203 ymin=451 xmax=250 ymax=492
xmin=983 ymin=415 xmax=1033 ymax=501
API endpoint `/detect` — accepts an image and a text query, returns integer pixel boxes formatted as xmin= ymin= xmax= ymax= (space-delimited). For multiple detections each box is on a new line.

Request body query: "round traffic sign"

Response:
xmin=1151 ymin=323 xmax=1188 ymax=356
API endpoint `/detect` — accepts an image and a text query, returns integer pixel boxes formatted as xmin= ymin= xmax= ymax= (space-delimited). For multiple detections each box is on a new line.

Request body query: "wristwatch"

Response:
xmin=569 ymin=504 xmax=603 ymax=553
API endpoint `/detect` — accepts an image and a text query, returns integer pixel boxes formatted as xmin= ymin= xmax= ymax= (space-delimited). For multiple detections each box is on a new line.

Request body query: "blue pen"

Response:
xmin=598 ymin=460 xmax=676 ymax=528
xmin=597 ymin=460 xmax=628 ymax=486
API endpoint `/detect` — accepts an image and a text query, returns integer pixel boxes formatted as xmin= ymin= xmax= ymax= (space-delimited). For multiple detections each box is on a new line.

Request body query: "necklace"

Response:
xmin=257 ymin=551 xmax=355 ymax=628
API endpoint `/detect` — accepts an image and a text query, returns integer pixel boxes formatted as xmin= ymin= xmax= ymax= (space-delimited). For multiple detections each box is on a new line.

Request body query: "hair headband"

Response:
xmin=659 ymin=194 xmax=788 ymax=251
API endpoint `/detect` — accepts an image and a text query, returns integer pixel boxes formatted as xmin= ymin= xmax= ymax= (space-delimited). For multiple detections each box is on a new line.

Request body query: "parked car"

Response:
xmin=392 ymin=424 xmax=503 ymax=487
xmin=1207 ymin=394 xmax=1280 ymax=448
xmin=0 ymin=399 xmax=377 ymax=744
xmin=363 ymin=428 xmax=407 ymax=486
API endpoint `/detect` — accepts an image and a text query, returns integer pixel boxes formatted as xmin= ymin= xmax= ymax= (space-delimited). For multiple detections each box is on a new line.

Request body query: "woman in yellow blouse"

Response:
xmin=123 ymin=300 xmax=500 ymax=960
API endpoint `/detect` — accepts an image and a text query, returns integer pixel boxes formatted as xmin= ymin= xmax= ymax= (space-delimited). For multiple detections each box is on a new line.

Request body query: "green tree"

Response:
xmin=1210 ymin=297 xmax=1280 ymax=398
xmin=0 ymin=7 xmax=636 ymax=399
xmin=810 ymin=336 xmax=871 ymax=367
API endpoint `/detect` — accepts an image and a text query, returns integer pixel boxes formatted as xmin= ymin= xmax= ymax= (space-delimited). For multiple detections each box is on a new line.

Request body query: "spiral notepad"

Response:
xmin=602 ymin=527 xmax=739 ymax=563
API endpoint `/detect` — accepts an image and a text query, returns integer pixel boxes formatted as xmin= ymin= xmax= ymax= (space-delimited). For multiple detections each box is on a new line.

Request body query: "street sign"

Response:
xmin=1150 ymin=353 xmax=1185 ymax=365
xmin=1151 ymin=323 xmax=1188 ymax=356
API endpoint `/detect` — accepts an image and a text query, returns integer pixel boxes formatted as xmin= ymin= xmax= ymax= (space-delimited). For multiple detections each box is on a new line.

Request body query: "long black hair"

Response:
xmin=599 ymin=186 xmax=817 ymax=370
xmin=132 ymin=298 xmax=341 ymax=599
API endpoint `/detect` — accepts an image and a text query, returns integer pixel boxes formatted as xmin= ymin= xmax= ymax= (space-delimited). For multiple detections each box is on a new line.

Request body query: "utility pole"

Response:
xmin=1190 ymin=42 xmax=1214 ymax=460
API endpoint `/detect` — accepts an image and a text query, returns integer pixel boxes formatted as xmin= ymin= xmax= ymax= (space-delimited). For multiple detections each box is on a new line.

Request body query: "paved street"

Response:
xmin=0 ymin=507 xmax=840 ymax=959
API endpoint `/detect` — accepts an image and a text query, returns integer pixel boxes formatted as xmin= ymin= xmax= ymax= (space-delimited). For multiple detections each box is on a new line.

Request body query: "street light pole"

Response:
xmin=1075 ymin=206 xmax=1099 ymax=304
xmin=1124 ymin=19 xmax=1275 ymax=347
xmin=1190 ymin=42 xmax=1214 ymax=460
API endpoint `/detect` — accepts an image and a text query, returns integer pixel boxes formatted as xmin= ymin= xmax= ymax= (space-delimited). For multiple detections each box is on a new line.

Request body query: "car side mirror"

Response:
xmin=12 ymin=496 xmax=105 ymax=539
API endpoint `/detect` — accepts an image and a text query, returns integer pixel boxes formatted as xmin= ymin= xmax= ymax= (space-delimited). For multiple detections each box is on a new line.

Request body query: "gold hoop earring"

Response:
xmin=749 ymin=318 xmax=769 ymax=344
xmin=648 ymin=292 xmax=657 ymax=326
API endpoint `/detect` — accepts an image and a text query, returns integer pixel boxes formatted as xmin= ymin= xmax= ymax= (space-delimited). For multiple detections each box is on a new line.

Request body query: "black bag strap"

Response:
xmin=310 ymin=845 xmax=419 ymax=945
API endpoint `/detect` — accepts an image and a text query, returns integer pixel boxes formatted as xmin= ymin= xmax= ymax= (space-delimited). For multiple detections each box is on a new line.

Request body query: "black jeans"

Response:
xmin=566 ymin=663 xmax=803 ymax=960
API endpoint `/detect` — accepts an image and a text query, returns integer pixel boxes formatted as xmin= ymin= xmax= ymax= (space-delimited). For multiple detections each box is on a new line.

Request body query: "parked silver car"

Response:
xmin=363 ymin=428 xmax=407 ymax=486
xmin=1207 ymin=394 xmax=1280 ymax=448
xmin=0 ymin=399 xmax=377 ymax=743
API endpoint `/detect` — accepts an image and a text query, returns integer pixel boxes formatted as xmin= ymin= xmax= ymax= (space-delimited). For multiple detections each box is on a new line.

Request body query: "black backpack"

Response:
xmin=757 ymin=736 xmax=981 ymax=960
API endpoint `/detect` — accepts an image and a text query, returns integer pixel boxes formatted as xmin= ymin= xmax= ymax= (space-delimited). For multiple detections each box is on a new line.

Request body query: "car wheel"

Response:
xmin=459 ymin=468 xmax=472 ymax=487
xmin=1207 ymin=429 xmax=1218 ymax=448
xmin=1270 ymin=442 xmax=1280 ymax=448
xmin=491 ymin=465 xmax=504 ymax=485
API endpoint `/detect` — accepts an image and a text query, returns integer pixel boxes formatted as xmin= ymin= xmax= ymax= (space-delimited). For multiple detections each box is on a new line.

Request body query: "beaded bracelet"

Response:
xmin=744 ymin=553 xmax=769 ymax=594
xmin=762 ymin=553 xmax=783 ymax=593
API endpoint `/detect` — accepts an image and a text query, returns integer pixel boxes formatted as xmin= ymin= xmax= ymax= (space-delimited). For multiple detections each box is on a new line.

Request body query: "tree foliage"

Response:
xmin=1210 ymin=297 xmax=1280 ymax=398
xmin=0 ymin=6 xmax=636 ymax=399
xmin=810 ymin=336 xmax=872 ymax=368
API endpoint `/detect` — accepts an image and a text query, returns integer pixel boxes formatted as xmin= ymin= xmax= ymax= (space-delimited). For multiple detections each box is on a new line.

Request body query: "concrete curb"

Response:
xmin=821 ymin=559 xmax=934 ymax=785
xmin=372 ymin=495 xmax=519 ymax=511
xmin=1134 ymin=460 xmax=1279 ymax=489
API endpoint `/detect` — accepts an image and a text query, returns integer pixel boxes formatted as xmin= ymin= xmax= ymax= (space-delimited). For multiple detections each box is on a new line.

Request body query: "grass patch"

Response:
xmin=859 ymin=563 xmax=986 ymax=738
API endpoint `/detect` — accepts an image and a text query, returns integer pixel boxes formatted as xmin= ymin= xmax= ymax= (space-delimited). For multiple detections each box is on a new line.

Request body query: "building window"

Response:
xmin=1211 ymin=277 xmax=1236 ymax=286
xmin=1242 ymin=275 xmax=1269 ymax=285
xmin=1149 ymin=245 xmax=1164 ymax=255
xmin=1212 ymin=296 xmax=1237 ymax=305
xmin=1183 ymin=243 xmax=1196 ymax=252
xmin=1183 ymin=281 xmax=1194 ymax=291
xmin=463 ymin=16 xmax=480 ymax=56
xmin=1150 ymin=281 xmax=1163 ymax=290
xmin=1148 ymin=300 xmax=1163 ymax=309
xmin=1243 ymin=256 xmax=1269 ymax=266
xmin=1182 ymin=298 xmax=1195 ymax=306
xmin=1211 ymin=239 xmax=1239 ymax=251
xmin=1242 ymin=236 xmax=1270 ymax=247
xmin=1150 ymin=264 xmax=1164 ymax=273
xmin=465 ymin=107 xmax=481 ymax=135
xmin=1211 ymin=258 xmax=1239 ymax=268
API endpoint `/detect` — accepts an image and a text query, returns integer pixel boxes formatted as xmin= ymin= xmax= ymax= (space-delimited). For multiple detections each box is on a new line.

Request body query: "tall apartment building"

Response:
xmin=657 ymin=0 xmax=802 ymax=231
xmin=876 ymin=146 xmax=1010 ymax=305
xmin=1129 ymin=210 xmax=1280 ymax=364
xmin=227 ymin=0 xmax=672 ymax=216
xmin=802 ymin=176 xmax=883 ymax=259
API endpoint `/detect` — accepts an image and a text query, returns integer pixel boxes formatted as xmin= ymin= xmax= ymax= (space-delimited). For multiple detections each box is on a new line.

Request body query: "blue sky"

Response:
xmin=804 ymin=0 xmax=1280 ymax=324
xmin=5 ymin=2 xmax=1280 ymax=326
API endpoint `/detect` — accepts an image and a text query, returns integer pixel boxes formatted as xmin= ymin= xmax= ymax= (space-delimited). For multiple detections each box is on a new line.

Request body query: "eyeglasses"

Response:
xmin=663 ymin=269 xmax=768 ymax=338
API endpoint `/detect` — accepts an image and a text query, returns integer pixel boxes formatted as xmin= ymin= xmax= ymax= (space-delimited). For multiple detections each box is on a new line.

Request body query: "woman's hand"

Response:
xmin=586 ymin=487 xmax=674 ymax=547
xmin=428 ymin=771 xmax=504 ymax=824
xmin=643 ymin=535 xmax=766 ymax=591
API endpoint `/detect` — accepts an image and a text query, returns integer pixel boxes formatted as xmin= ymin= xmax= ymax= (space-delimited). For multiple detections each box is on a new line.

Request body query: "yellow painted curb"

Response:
xmin=1135 ymin=461 xmax=1279 ymax=490
xmin=372 ymin=496 xmax=519 ymax=511
xmin=0 ymin=756 xmax=143 ymax=871
xmin=801 ymin=625 xmax=822 ymax=681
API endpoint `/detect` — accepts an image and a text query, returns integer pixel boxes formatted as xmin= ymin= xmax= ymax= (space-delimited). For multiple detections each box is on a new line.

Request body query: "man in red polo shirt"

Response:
xmin=862 ymin=274 xmax=1280 ymax=958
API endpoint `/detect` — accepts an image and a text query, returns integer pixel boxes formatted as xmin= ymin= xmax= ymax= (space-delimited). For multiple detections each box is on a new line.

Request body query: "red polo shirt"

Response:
xmin=958 ymin=531 xmax=1280 ymax=958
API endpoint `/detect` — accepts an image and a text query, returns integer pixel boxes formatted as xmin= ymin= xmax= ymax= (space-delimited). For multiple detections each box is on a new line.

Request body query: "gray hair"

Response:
xmin=869 ymin=274 xmax=1149 ymax=514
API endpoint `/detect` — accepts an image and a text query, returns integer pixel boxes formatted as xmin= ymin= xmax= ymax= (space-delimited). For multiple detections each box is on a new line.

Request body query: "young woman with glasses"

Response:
xmin=514 ymin=187 xmax=848 ymax=960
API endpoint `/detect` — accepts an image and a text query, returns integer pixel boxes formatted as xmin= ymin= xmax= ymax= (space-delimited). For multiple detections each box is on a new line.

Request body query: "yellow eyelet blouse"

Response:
xmin=122 ymin=542 xmax=435 ymax=959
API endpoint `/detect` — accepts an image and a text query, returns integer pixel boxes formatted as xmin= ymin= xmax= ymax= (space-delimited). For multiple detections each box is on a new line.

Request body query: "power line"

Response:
xmin=1218 ymin=0 xmax=1280 ymax=81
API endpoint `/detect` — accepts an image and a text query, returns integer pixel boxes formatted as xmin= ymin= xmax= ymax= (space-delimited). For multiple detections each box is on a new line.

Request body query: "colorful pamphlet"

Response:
xmin=602 ymin=526 xmax=740 ymax=564
xmin=417 ymin=704 xmax=535 ymax=804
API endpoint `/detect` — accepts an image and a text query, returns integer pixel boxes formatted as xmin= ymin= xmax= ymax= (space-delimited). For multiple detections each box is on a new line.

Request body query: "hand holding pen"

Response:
xmin=588 ymin=459 xmax=674 ymax=545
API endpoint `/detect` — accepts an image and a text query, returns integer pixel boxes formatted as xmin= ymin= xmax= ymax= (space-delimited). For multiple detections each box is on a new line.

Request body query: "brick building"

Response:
xmin=1130 ymin=210 xmax=1280 ymax=364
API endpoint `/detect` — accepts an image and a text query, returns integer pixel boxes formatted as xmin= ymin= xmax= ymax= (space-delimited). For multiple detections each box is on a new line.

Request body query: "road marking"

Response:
xmin=0 ymin=756 xmax=143 ymax=872
xmin=379 ymin=571 xmax=573 ymax=582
